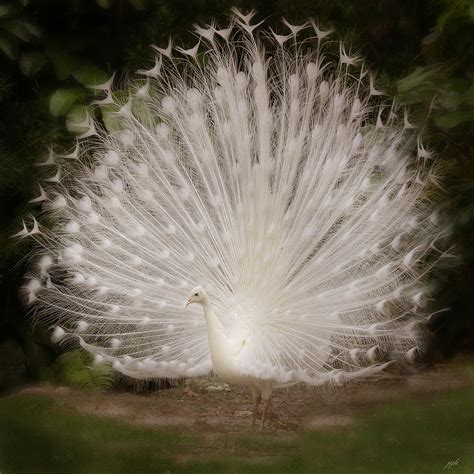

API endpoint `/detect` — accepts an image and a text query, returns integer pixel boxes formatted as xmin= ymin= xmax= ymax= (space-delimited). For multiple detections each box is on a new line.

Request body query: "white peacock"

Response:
xmin=19 ymin=8 xmax=450 ymax=428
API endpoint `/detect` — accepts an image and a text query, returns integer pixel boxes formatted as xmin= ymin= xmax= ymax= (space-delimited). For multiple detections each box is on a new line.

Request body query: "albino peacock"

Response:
xmin=20 ymin=9 xmax=451 ymax=428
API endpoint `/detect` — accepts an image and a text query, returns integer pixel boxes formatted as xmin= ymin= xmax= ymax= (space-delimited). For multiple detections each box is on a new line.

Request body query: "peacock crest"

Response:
xmin=19 ymin=9 xmax=450 ymax=396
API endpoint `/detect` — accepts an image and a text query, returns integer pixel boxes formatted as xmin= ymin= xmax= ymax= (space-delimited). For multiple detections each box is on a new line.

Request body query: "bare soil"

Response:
xmin=13 ymin=356 xmax=473 ymax=434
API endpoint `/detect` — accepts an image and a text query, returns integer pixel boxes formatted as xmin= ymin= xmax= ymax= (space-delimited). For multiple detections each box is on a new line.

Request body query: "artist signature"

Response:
xmin=443 ymin=458 xmax=460 ymax=470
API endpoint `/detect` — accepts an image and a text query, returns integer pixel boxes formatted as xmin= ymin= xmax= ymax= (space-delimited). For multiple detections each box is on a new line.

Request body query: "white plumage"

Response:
xmin=21 ymin=9 xmax=449 ymax=427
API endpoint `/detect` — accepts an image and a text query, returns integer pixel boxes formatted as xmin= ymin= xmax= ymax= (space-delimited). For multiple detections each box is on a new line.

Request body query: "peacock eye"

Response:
xmin=194 ymin=293 xmax=199 ymax=296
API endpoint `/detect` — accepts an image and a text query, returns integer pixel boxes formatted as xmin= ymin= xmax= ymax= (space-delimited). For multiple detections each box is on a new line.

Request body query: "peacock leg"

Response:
xmin=250 ymin=386 xmax=261 ymax=428
xmin=260 ymin=397 xmax=271 ymax=430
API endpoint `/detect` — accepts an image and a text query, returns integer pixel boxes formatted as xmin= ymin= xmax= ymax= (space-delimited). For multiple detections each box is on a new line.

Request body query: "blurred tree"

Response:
xmin=396 ymin=0 xmax=474 ymax=355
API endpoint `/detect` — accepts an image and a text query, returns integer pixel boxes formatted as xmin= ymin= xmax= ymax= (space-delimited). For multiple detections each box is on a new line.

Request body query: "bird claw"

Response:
xmin=183 ymin=386 xmax=199 ymax=398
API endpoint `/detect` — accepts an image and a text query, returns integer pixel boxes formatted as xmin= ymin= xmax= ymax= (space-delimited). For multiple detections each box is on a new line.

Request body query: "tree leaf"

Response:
xmin=65 ymin=104 xmax=90 ymax=133
xmin=397 ymin=88 xmax=435 ymax=106
xmin=97 ymin=0 xmax=112 ymax=8
xmin=436 ymin=110 xmax=474 ymax=128
xmin=438 ymin=94 xmax=463 ymax=111
xmin=19 ymin=51 xmax=48 ymax=76
xmin=49 ymin=88 xmax=85 ymax=117
xmin=0 ymin=5 xmax=11 ymax=17
xmin=23 ymin=22 xmax=41 ymax=38
xmin=99 ymin=88 xmax=129 ymax=132
xmin=0 ymin=31 xmax=18 ymax=59
xmin=100 ymin=106 xmax=121 ymax=132
xmin=1 ymin=20 xmax=35 ymax=42
xmin=397 ymin=67 xmax=439 ymax=93
xmin=47 ymin=50 xmax=77 ymax=80
xmin=422 ymin=31 xmax=440 ymax=45
xmin=72 ymin=62 xmax=108 ymax=86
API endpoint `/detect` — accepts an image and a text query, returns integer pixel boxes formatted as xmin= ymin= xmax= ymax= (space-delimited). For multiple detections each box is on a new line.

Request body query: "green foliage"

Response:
xmin=54 ymin=349 xmax=114 ymax=391
xmin=397 ymin=0 xmax=474 ymax=130
xmin=65 ymin=104 xmax=90 ymax=133
xmin=72 ymin=62 xmax=108 ymax=86
xmin=395 ymin=0 xmax=474 ymax=353
xmin=436 ymin=110 xmax=474 ymax=128
xmin=49 ymin=88 xmax=85 ymax=117
xmin=0 ymin=2 xmax=40 ymax=60
xmin=19 ymin=50 xmax=47 ymax=75
xmin=397 ymin=66 xmax=440 ymax=94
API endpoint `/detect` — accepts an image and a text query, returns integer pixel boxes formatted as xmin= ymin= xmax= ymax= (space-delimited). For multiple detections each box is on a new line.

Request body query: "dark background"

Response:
xmin=1 ymin=0 xmax=473 ymax=392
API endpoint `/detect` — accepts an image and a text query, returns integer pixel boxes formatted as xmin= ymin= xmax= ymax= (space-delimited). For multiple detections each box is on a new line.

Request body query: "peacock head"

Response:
xmin=185 ymin=286 xmax=207 ymax=308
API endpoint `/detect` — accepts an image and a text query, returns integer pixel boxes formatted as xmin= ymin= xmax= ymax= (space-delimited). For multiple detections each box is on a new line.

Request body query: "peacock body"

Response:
xmin=21 ymin=9 xmax=449 ymax=426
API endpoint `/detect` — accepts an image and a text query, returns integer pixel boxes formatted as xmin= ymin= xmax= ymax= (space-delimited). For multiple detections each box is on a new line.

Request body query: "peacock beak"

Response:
xmin=185 ymin=298 xmax=192 ymax=308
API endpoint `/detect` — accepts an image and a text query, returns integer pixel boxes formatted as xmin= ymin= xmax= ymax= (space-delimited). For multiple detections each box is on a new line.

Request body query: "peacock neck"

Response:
xmin=202 ymin=301 xmax=226 ymax=348
xmin=202 ymin=301 xmax=219 ymax=330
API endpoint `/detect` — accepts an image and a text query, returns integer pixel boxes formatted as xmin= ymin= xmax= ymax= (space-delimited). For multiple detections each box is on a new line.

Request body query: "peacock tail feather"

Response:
xmin=19 ymin=9 xmax=451 ymax=386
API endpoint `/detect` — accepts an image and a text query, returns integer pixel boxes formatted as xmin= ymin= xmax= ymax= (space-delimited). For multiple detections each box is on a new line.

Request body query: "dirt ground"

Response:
xmin=13 ymin=356 xmax=474 ymax=434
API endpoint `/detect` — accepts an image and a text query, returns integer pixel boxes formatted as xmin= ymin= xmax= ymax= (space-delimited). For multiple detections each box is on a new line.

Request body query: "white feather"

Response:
xmin=23 ymin=13 xmax=447 ymax=399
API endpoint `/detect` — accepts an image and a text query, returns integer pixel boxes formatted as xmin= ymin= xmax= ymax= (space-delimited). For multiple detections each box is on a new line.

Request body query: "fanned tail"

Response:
xmin=22 ymin=10 xmax=450 ymax=384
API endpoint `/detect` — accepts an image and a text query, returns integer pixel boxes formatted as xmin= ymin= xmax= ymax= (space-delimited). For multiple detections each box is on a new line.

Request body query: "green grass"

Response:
xmin=1 ymin=388 xmax=474 ymax=474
